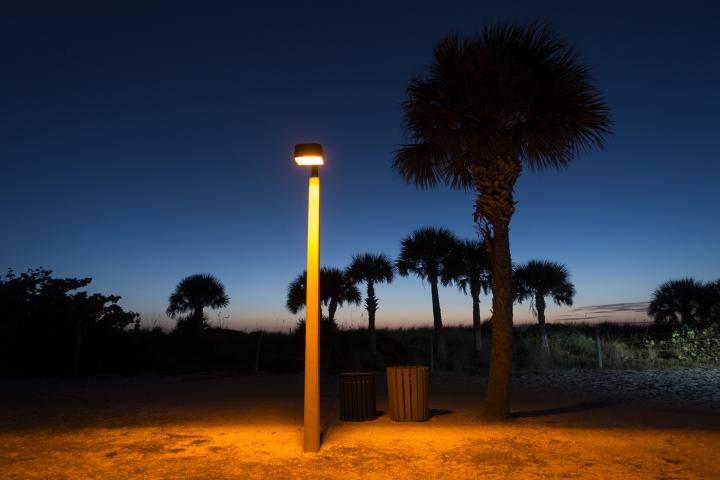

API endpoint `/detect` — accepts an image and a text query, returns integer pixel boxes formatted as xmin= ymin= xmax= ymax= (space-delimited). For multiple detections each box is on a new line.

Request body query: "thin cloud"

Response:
xmin=553 ymin=314 xmax=607 ymax=322
xmin=571 ymin=302 xmax=650 ymax=313
xmin=550 ymin=301 xmax=651 ymax=323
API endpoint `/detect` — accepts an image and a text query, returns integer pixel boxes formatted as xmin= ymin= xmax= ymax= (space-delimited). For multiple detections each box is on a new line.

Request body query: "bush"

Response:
xmin=514 ymin=326 xmax=597 ymax=369
xmin=644 ymin=324 xmax=720 ymax=363
xmin=511 ymin=322 xmax=720 ymax=370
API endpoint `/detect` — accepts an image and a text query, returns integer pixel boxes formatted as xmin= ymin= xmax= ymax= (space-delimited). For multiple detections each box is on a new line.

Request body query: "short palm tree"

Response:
xmin=346 ymin=253 xmax=395 ymax=354
xmin=321 ymin=267 xmax=362 ymax=325
xmin=393 ymin=24 xmax=611 ymax=418
xmin=449 ymin=239 xmax=492 ymax=354
xmin=166 ymin=274 xmax=229 ymax=334
xmin=647 ymin=278 xmax=707 ymax=326
xmin=396 ymin=227 xmax=459 ymax=364
xmin=286 ymin=272 xmax=307 ymax=316
xmin=513 ymin=260 xmax=575 ymax=352
xmin=286 ymin=268 xmax=361 ymax=326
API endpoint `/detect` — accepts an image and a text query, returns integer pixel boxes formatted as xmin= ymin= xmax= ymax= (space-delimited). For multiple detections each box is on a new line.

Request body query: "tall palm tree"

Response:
xmin=449 ymin=239 xmax=492 ymax=354
xmin=513 ymin=260 xmax=575 ymax=352
xmin=346 ymin=253 xmax=395 ymax=354
xmin=393 ymin=24 xmax=611 ymax=418
xmin=167 ymin=274 xmax=229 ymax=335
xmin=647 ymin=278 xmax=707 ymax=326
xmin=396 ymin=227 xmax=459 ymax=364
xmin=286 ymin=268 xmax=361 ymax=326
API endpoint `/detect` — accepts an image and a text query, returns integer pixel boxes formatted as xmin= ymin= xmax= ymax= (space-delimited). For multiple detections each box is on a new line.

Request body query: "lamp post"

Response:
xmin=295 ymin=143 xmax=323 ymax=453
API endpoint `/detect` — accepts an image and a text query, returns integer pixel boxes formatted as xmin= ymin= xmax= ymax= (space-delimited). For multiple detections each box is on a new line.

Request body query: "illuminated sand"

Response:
xmin=1 ymin=371 xmax=718 ymax=479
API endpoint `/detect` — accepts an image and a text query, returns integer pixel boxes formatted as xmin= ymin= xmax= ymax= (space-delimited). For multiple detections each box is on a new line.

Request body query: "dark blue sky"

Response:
xmin=2 ymin=1 xmax=719 ymax=330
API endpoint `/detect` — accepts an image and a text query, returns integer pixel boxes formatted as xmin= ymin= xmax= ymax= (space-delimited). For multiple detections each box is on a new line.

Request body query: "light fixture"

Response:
xmin=294 ymin=143 xmax=324 ymax=166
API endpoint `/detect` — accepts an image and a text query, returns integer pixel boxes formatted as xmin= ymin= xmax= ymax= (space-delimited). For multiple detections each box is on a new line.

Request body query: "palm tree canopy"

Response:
xmin=166 ymin=274 xmax=229 ymax=318
xmin=346 ymin=253 xmax=394 ymax=286
xmin=286 ymin=271 xmax=307 ymax=315
xmin=705 ymin=279 xmax=720 ymax=321
xmin=320 ymin=267 xmax=362 ymax=308
xmin=286 ymin=268 xmax=361 ymax=314
xmin=647 ymin=277 xmax=708 ymax=325
xmin=448 ymin=239 xmax=492 ymax=295
xmin=393 ymin=23 xmax=611 ymax=190
xmin=513 ymin=260 xmax=575 ymax=307
xmin=396 ymin=227 xmax=459 ymax=283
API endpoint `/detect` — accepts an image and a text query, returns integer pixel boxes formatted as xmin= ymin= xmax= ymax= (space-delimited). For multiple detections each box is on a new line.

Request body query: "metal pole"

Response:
xmin=304 ymin=166 xmax=321 ymax=452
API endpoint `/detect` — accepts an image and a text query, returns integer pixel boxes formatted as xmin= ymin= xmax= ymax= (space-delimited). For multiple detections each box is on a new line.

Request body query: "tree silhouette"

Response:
xmin=346 ymin=253 xmax=395 ymax=354
xmin=647 ymin=278 xmax=709 ymax=326
xmin=286 ymin=272 xmax=307 ymax=317
xmin=0 ymin=268 xmax=139 ymax=374
xmin=706 ymin=280 xmax=720 ymax=323
xmin=393 ymin=24 xmax=611 ymax=418
xmin=396 ymin=227 xmax=459 ymax=364
xmin=286 ymin=268 xmax=361 ymax=326
xmin=513 ymin=260 xmax=575 ymax=352
xmin=166 ymin=274 xmax=229 ymax=335
xmin=447 ymin=240 xmax=492 ymax=354
xmin=321 ymin=267 xmax=362 ymax=325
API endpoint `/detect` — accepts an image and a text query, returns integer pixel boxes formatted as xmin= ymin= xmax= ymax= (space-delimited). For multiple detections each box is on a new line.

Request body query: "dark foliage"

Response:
xmin=285 ymin=267 xmax=360 ymax=325
xmin=0 ymin=268 xmax=139 ymax=376
xmin=393 ymin=24 xmax=612 ymax=191
xmin=647 ymin=277 xmax=720 ymax=326
xmin=167 ymin=273 xmax=229 ymax=335
xmin=396 ymin=227 xmax=459 ymax=284
xmin=513 ymin=260 xmax=575 ymax=307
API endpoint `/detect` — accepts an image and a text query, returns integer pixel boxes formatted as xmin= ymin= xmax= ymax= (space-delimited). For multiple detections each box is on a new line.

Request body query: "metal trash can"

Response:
xmin=339 ymin=372 xmax=376 ymax=421
xmin=386 ymin=366 xmax=429 ymax=421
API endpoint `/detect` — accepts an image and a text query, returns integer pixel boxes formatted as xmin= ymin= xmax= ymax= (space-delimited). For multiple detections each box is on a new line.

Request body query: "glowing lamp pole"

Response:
xmin=295 ymin=143 xmax=323 ymax=453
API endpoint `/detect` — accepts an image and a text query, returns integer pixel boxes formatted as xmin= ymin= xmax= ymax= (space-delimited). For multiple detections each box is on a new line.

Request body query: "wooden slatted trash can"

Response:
xmin=339 ymin=372 xmax=376 ymax=421
xmin=386 ymin=366 xmax=429 ymax=422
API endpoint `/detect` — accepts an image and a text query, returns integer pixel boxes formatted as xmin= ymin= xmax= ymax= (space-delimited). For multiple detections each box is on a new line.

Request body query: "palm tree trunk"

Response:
xmin=328 ymin=298 xmax=338 ymax=325
xmin=366 ymin=281 xmax=377 ymax=355
xmin=483 ymin=220 xmax=513 ymax=419
xmin=193 ymin=306 xmax=204 ymax=336
xmin=471 ymin=285 xmax=482 ymax=354
xmin=430 ymin=277 xmax=446 ymax=364
xmin=475 ymin=157 xmax=520 ymax=420
xmin=536 ymin=293 xmax=549 ymax=353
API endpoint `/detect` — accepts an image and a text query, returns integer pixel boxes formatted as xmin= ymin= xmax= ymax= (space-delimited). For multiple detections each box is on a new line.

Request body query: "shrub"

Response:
xmin=644 ymin=324 xmax=720 ymax=363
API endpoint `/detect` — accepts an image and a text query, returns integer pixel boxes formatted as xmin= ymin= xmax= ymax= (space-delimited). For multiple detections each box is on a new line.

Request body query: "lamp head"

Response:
xmin=294 ymin=143 xmax=324 ymax=166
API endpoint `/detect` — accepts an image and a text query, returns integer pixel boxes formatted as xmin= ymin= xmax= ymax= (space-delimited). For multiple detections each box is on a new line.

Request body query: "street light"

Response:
xmin=295 ymin=143 xmax=323 ymax=453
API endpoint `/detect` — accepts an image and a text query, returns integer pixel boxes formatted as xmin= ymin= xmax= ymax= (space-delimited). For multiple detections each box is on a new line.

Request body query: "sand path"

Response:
xmin=1 ymin=370 xmax=718 ymax=479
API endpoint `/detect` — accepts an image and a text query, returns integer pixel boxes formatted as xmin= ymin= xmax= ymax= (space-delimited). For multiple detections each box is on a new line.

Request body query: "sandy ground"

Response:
xmin=1 ymin=369 xmax=719 ymax=479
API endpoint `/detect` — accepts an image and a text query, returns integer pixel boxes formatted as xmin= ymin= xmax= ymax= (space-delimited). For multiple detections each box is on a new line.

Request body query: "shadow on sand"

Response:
xmin=512 ymin=401 xmax=613 ymax=418
xmin=430 ymin=408 xmax=452 ymax=418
